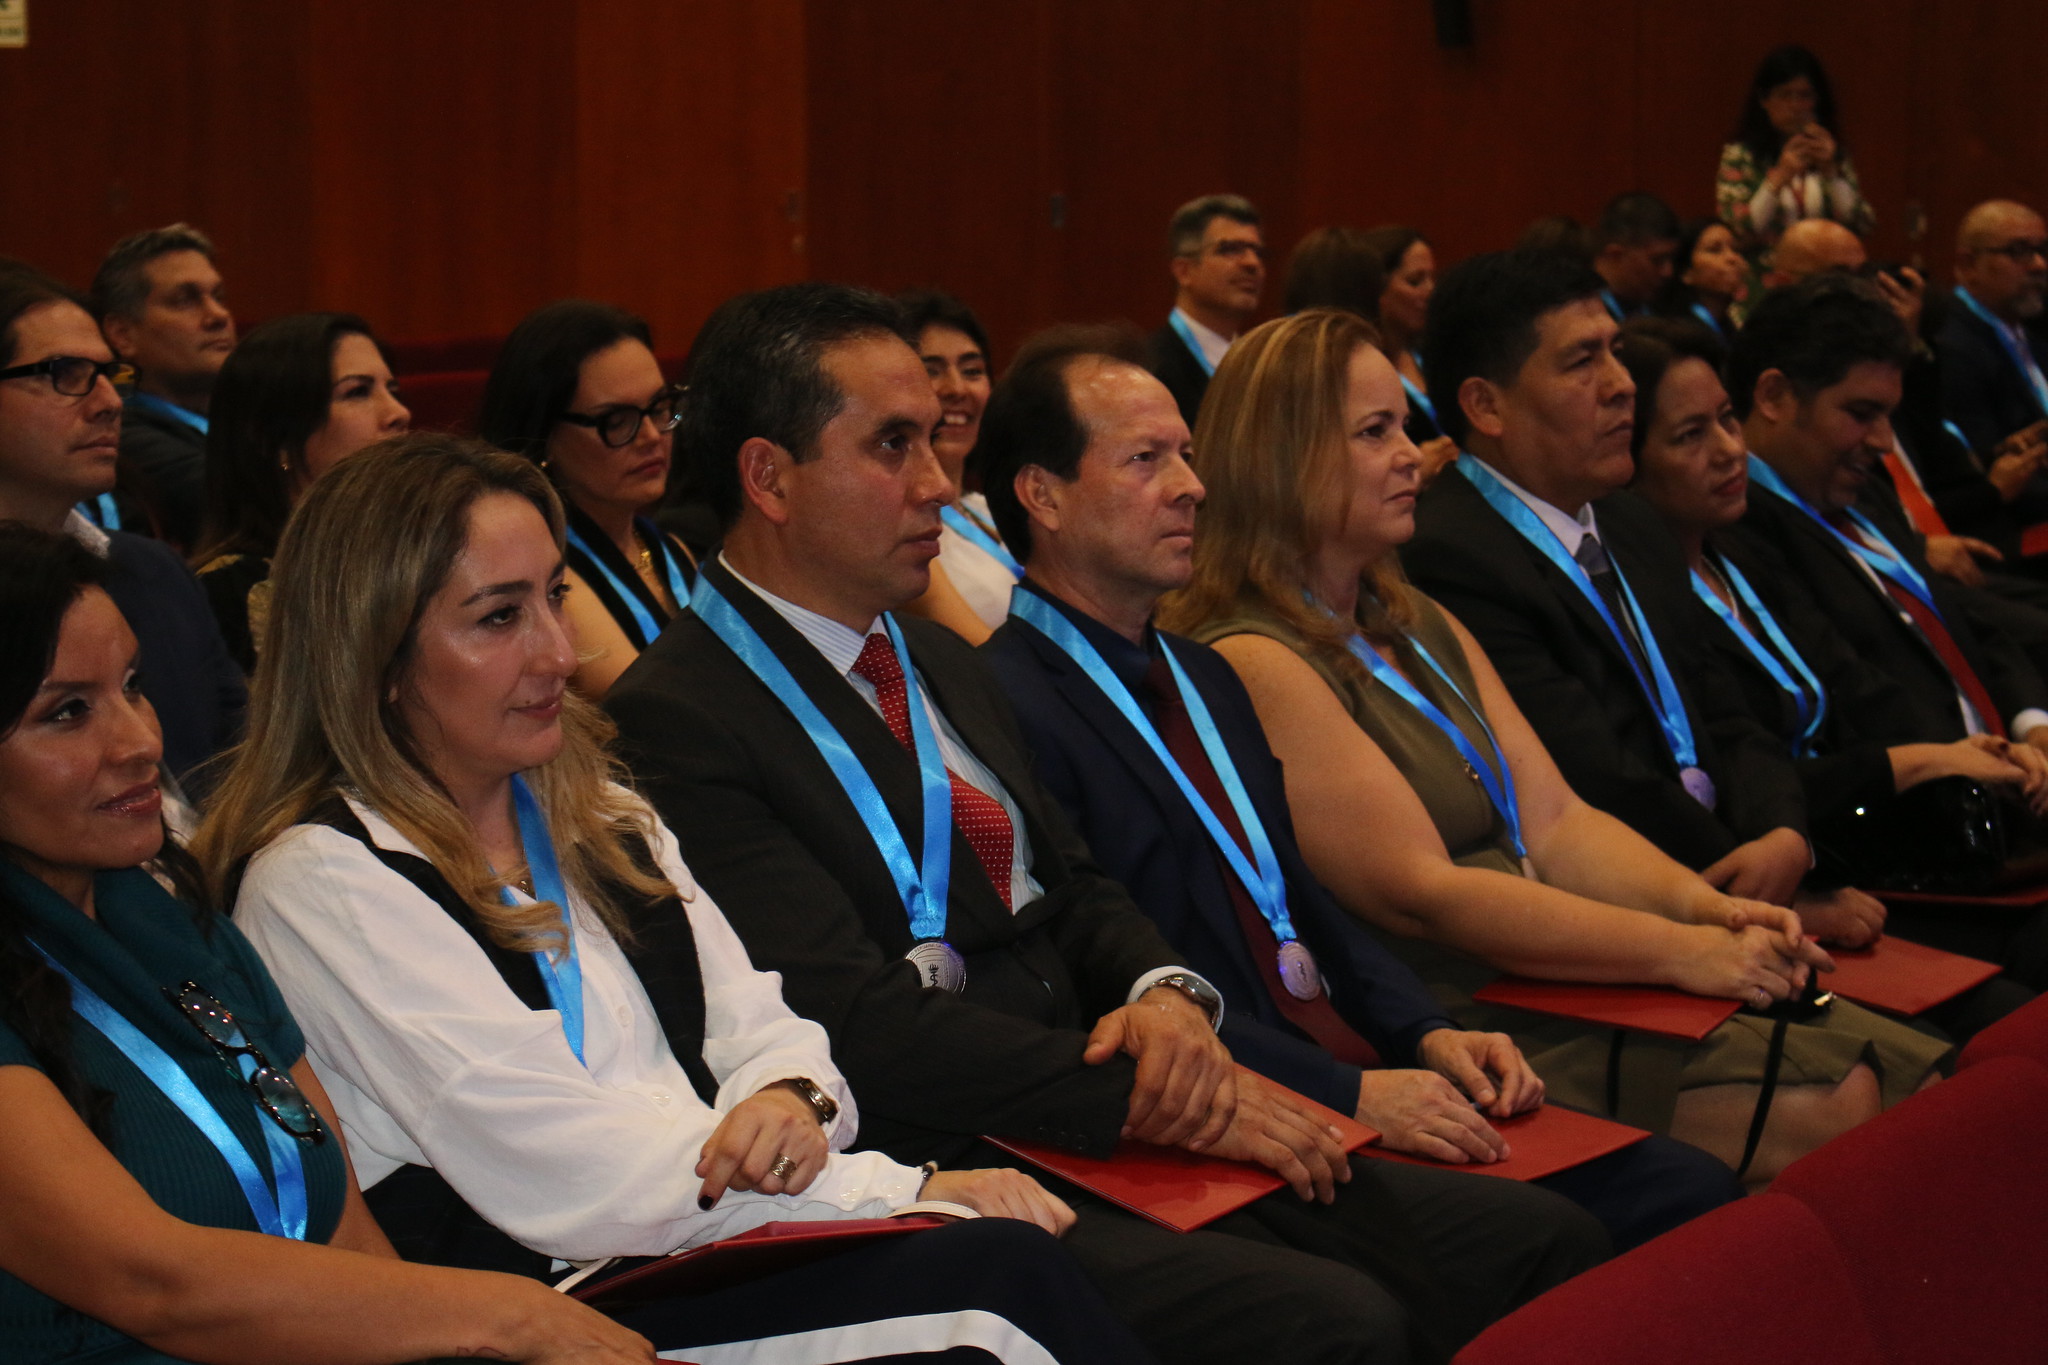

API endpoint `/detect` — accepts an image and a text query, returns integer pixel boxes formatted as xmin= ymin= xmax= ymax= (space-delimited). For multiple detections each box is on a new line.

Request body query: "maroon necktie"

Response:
xmin=1142 ymin=656 xmax=1379 ymax=1066
xmin=851 ymin=633 xmax=1015 ymax=908
xmin=1827 ymin=515 xmax=2008 ymax=739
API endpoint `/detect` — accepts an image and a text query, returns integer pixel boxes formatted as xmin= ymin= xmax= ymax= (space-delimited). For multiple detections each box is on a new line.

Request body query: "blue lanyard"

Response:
xmin=34 ymin=947 xmax=308 ymax=1240
xmin=1942 ymin=419 xmax=1973 ymax=453
xmin=1600 ymin=290 xmax=1635 ymax=322
xmin=1008 ymin=591 xmax=1297 ymax=941
xmin=1338 ymin=627 xmax=1527 ymax=859
xmin=1168 ymin=311 xmax=1217 ymax=377
xmin=1399 ymin=371 xmax=1441 ymax=434
xmin=1955 ymin=287 xmax=2048 ymax=417
xmin=564 ymin=522 xmax=686 ymax=648
xmin=500 ymin=774 xmax=587 ymax=1065
xmin=1746 ymin=455 xmax=1945 ymax=620
xmin=1459 ymin=455 xmax=1701 ymax=770
xmin=123 ymin=390 xmax=210 ymax=434
xmin=941 ymin=506 xmax=1024 ymax=581
xmin=76 ymin=493 xmax=121 ymax=530
xmin=1689 ymin=302 xmax=1725 ymax=338
xmin=691 ymin=577 xmax=952 ymax=940
xmin=1691 ymin=556 xmax=1827 ymax=757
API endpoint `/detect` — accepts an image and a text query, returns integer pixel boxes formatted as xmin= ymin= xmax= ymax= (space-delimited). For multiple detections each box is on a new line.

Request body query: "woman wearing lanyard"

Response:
xmin=0 ymin=524 xmax=658 ymax=1363
xmin=1158 ymin=308 xmax=1947 ymax=1186
xmin=194 ymin=312 xmax=411 ymax=675
xmin=897 ymin=290 xmax=1023 ymax=643
xmin=1617 ymin=318 xmax=2048 ymax=899
xmin=478 ymin=300 xmax=697 ymax=698
xmin=1654 ymin=219 xmax=1745 ymax=338
xmin=195 ymin=434 xmax=1145 ymax=1365
xmin=1355 ymin=225 xmax=1458 ymax=483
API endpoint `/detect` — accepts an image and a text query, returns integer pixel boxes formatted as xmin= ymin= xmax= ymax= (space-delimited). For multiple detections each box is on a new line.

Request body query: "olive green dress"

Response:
xmin=1190 ymin=591 xmax=1949 ymax=1133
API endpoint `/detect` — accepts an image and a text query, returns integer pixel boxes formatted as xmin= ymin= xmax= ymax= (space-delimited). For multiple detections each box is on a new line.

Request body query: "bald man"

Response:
xmin=1766 ymin=218 xmax=1866 ymax=285
xmin=1940 ymin=199 xmax=2048 ymax=457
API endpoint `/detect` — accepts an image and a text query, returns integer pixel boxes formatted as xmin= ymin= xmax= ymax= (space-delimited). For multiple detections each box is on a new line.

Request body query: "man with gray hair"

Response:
xmin=91 ymin=222 xmax=237 ymax=546
xmin=1145 ymin=194 xmax=1264 ymax=425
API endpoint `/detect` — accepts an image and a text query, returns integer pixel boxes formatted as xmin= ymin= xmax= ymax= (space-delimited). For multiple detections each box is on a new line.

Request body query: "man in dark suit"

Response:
xmin=1589 ymin=192 xmax=1680 ymax=321
xmin=607 ymin=283 xmax=1604 ymax=1365
xmin=974 ymin=324 xmax=1742 ymax=1249
xmin=1143 ymin=194 xmax=1264 ymax=427
xmin=90 ymin=223 xmax=238 ymax=549
xmin=1939 ymin=200 xmax=2048 ymax=462
xmin=0 ymin=263 xmax=244 ymax=788
xmin=1403 ymin=249 xmax=1815 ymax=913
xmin=1727 ymin=272 xmax=2048 ymax=985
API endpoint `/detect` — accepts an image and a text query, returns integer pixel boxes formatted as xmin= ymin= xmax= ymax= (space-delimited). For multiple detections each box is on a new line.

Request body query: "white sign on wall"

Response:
xmin=0 ymin=0 xmax=25 ymax=49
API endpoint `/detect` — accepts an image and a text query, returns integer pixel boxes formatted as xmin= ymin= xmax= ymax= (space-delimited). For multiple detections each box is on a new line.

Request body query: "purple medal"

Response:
xmin=1680 ymin=765 xmax=1717 ymax=809
xmin=1276 ymin=940 xmax=1323 ymax=1002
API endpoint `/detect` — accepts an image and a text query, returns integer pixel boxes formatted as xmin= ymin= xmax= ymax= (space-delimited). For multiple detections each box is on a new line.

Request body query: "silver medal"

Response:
xmin=906 ymin=939 xmax=967 ymax=993
xmin=1679 ymin=766 xmax=1717 ymax=809
xmin=1276 ymin=940 xmax=1322 ymax=1001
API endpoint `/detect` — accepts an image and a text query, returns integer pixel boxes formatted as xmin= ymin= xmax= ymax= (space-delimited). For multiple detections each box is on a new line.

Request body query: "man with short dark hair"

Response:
xmin=91 ymin=223 xmax=236 ymax=546
xmin=975 ymin=327 xmax=1741 ymax=1250
xmin=0 ymin=261 xmax=243 ymax=785
xmin=1145 ymin=194 xmax=1265 ymax=426
xmin=1405 ymin=249 xmax=1814 ymax=905
xmin=608 ymin=283 xmax=1603 ymax=1365
xmin=1591 ymin=193 xmax=1681 ymax=321
xmin=1939 ymin=200 xmax=2048 ymax=459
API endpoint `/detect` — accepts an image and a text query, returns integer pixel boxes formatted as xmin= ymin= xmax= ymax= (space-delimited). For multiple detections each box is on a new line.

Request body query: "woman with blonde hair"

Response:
xmin=194 ymin=432 xmax=1153 ymax=1363
xmin=1158 ymin=308 xmax=1947 ymax=1185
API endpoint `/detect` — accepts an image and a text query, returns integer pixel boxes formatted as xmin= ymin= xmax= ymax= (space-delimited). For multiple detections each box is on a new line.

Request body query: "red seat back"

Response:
xmin=383 ymin=335 xmax=503 ymax=376
xmin=1957 ymin=994 xmax=2048 ymax=1071
xmin=396 ymin=370 xmax=489 ymax=436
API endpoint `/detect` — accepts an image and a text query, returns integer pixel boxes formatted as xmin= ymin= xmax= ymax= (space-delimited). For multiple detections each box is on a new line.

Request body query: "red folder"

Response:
xmin=1474 ymin=977 xmax=1739 ymax=1040
xmin=1358 ymin=1103 xmax=1649 ymax=1180
xmin=986 ymin=1091 xmax=1379 ymax=1233
xmin=1821 ymin=937 xmax=2000 ymax=1016
xmin=567 ymin=1215 xmax=948 ymax=1308
xmin=1878 ymin=881 xmax=2048 ymax=912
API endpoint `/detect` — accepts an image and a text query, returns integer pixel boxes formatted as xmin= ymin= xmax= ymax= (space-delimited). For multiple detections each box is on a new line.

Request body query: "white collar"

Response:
xmin=1465 ymin=454 xmax=1601 ymax=555
xmin=1171 ymin=307 xmax=1234 ymax=372
xmin=62 ymin=508 xmax=111 ymax=558
xmin=718 ymin=552 xmax=882 ymax=676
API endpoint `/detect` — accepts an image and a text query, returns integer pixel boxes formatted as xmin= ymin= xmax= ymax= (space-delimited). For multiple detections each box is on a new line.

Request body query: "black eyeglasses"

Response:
xmin=1980 ymin=240 xmax=2048 ymax=264
xmin=557 ymin=384 xmax=684 ymax=449
xmin=164 ymin=981 xmax=328 ymax=1143
xmin=0 ymin=356 xmax=135 ymax=396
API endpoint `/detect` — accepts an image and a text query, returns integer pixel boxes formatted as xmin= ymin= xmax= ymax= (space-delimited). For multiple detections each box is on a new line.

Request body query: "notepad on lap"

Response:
xmin=1473 ymin=977 xmax=1740 ymax=1040
xmin=562 ymin=1214 xmax=954 ymax=1308
xmin=1358 ymin=1103 xmax=1649 ymax=1180
xmin=1821 ymin=936 xmax=2000 ymax=1015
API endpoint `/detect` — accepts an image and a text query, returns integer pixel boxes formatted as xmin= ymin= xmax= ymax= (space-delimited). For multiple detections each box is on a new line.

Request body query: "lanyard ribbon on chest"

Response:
xmin=1691 ymin=556 xmax=1828 ymax=757
xmin=1746 ymin=456 xmax=1945 ymax=619
xmin=1955 ymin=287 xmax=2048 ymax=417
xmin=500 ymin=773 xmax=588 ymax=1065
xmin=565 ymin=522 xmax=689 ymax=646
xmin=1168 ymin=311 xmax=1217 ymax=377
xmin=940 ymin=506 xmax=1024 ymax=580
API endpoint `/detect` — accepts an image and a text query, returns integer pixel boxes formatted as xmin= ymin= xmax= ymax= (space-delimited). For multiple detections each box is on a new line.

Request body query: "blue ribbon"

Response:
xmin=1689 ymin=302 xmax=1726 ymax=338
xmin=1943 ymin=419 xmax=1973 ymax=453
xmin=1691 ymin=556 xmax=1828 ymax=757
xmin=1746 ymin=455 xmax=1946 ymax=620
xmin=34 ymin=946 xmax=307 ymax=1240
xmin=691 ymin=576 xmax=953 ymax=940
xmin=1600 ymin=289 xmax=1640 ymax=323
xmin=123 ymin=390 xmax=210 ymax=435
xmin=564 ymin=521 xmax=688 ymax=648
xmin=1008 ymin=590 xmax=1297 ymax=940
xmin=1337 ymin=624 xmax=1527 ymax=859
xmin=501 ymin=774 xmax=586 ymax=1065
xmin=941 ymin=506 xmax=1024 ymax=581
xmin=1955 ymin=287 xmax=2048 ymax=418
xmin=1168 ymin=310 xmax=1217 ymax=377
xmin=1458 ymin=454 xmax=1702 ymax=771
xmin=75 ymin=493 xmax=121 ymax=530
xmin=1399 ymin=371 xmax=1441 ymax=434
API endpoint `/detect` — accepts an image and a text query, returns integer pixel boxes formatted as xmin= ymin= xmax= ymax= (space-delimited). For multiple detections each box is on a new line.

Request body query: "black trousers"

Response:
xmin=1034 ymin=1152 xmax=1607 ymax=1365
xmin=1532 ymin=1131 xmax=1744 ymax=1252
xmin=607 ymin=1218 xmax=1157 ymax=1363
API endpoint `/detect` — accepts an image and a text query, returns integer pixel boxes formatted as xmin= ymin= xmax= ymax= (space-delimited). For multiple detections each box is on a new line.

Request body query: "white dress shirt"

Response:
xmin=234 ymin=790 xmax=925 ymax=1262
xmin=937 ymin=492 xmax=1018 ymax=630
xmin=720 ymin=557 xmax=1220 ymax=1021
xmin=1463 ymin=455 xmax=1601 ymax=556
xmin=1171 ymin=307 xmax=1233 ymax=373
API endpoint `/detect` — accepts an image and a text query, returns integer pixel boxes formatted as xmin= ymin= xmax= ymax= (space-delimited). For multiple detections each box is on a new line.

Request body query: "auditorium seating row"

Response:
xmin=386 ymin=338 xmax=687 ymax=435
xmin=1454 ymin=996 xmax=2048 ymax=1364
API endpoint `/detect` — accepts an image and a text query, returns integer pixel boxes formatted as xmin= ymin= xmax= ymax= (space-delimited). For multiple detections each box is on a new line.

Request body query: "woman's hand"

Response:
xmin=509 ymin=1280 xmax=658 ymax=1363
xmin=1893 ymin=736 xmax=2048 ymax=814
xmin=1669 ymin=922 xmax=1813 ymax=1008
xmin=694 ymin=1082 xmax=831 ymax=1209
xmin=1801 ymin=123 xmax=1839 ymax=176
xmin=1416 ymin=1027 xmax=1544 ymax=1119
xmin=1791 ymin=885 xmax=1887 ymax=949
xmin=921 ymin=1169 xmax=1076 ymax=1237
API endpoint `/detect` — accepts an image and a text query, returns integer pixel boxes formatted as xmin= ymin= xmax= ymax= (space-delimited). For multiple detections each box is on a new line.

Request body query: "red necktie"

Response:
xmin=1142 ymin=657 xmax=1380 ymax=1066
xmin=1881 ymin=448 xmax=1951 ymax=537
xmin=1828 ymin=514 xmax=2007 ymax=739
xmin=851 ymin=633 xmax=1015 ymax=908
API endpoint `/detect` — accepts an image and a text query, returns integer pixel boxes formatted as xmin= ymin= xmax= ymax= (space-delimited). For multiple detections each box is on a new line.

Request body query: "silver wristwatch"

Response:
xmin=1146 ymin=971 xmax=1223 ymax=1026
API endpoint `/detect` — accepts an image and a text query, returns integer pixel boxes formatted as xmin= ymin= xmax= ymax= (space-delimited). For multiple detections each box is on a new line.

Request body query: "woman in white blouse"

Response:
xmin=195 ymin=433 xmax=1151 ymax=1364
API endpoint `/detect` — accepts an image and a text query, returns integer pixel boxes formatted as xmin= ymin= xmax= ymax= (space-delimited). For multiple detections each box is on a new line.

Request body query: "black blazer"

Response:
xmin=1402 ymin=471 xmax=1807 ymax=870
xmin=982 ymin=591 xmax=1457 ymax=1114
xmin=117 ymin=403 xmax=207 ymax=550
xmin=103 ymin=529 xmax=246 ymax=787
xmin=1938 ymin=302 xmax=2048 ymax=457
xmin=1722 ymin=481 xmax=2048 ymax=741
xmin=604 ymin=559 xmax=1181 ymax=1166
xmin=1145 ymin=321 xmax=1210 ymax=429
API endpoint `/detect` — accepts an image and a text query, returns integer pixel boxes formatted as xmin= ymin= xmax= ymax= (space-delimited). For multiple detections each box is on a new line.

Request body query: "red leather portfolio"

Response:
xmin=1474 ymin=977 xmax=1740 ymax=1040
xmin=1359 ymin=1103 xmax=1649 ymax=1181
xmin=566 ymin=1215 xmax=948 ymax=1308
xmin=1822 ymin=936 xmax=2000 ymax=1016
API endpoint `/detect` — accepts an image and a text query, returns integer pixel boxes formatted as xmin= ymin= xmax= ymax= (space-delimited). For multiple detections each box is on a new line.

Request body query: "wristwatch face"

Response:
xmin=793 ymin=1077 xmax=838 ymax=1125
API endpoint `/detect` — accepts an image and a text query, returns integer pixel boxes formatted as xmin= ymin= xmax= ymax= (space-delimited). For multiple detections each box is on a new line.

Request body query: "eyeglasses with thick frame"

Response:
xmin=164 ymin=980 xmax=329 ymax=1143
xmin=556 ymin=384 xmax=685 ymax=449
xmin=0 ymin=356 xmax=135 ymax=396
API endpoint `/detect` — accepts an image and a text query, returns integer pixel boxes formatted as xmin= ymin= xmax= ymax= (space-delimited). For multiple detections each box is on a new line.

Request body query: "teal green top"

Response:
xmin=0 ymin=862 xmax=347 ymax=1364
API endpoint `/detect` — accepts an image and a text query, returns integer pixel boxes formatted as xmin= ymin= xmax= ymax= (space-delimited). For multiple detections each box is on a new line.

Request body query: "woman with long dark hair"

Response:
xmin=1716 ymin=45 xmax=1874 ymax=281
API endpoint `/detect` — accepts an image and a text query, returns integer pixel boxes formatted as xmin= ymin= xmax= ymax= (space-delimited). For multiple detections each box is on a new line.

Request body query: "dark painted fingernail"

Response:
xmin=698 ymin=1194 xmax=715 ymax=1210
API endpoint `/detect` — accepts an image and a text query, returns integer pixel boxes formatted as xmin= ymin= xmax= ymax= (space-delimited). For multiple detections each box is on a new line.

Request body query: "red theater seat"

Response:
xmin=397 ymin=370 xmax=488 ymax=435
xmin=1452 ymin=1193 xmax=1883 ymax=1365
xmin=1768 ymin=1055 xmax=2048 ymax=1363
xmin=1957 ymin=993 xmax=2048 ymax=1071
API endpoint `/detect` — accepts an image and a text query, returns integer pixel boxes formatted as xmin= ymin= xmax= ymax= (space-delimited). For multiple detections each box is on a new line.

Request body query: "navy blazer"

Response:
xmin=1144 ymin=321 xmax=1211 ymax=430
xmin=103 ymin=529 xmax=245 ymax=787
xmin=983 ymin=585 xmax=1456 ymax=1115
xmin=1938 ymin=301 xmax=2048 ymax=458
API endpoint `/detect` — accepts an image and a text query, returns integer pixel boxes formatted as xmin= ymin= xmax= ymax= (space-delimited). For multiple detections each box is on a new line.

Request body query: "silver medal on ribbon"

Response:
xmin=1679 ymin=765 xmax=1717 ymax=809
xmin=906 ymin=939 xmax=967 ymax=993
